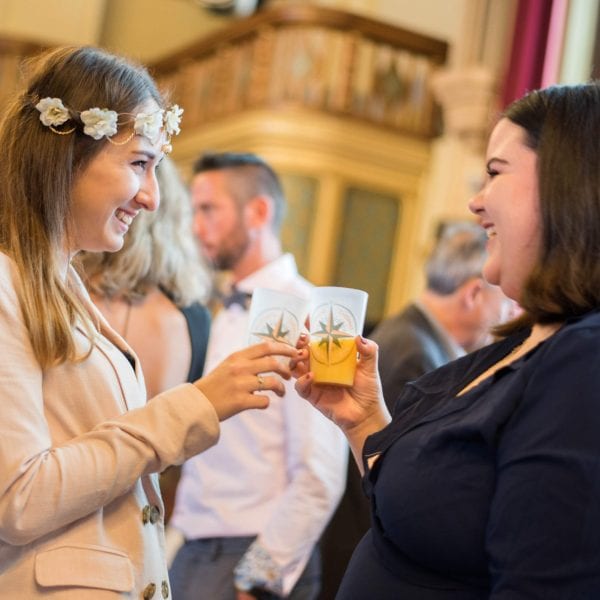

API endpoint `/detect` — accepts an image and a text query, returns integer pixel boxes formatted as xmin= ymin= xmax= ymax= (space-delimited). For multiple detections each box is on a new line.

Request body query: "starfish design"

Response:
xmin=252 ymin=310 xmax=292 ymax=344
xmin=313 ymin=305 xmax=353 ymax=363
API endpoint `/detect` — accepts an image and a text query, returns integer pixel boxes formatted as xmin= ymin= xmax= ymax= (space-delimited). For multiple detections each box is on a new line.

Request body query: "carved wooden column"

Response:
xmin=431 ymin=66 xmax=496 ymax=153
xmin=424 ymin=64 xmax=497 ymax=220
xmin=410 ymin=1 xmax=518 ymax=295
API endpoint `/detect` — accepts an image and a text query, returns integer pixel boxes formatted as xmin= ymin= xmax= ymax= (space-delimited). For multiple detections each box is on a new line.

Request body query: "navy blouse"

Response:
xmin=337 ymin=311 xmax=600 ymax=599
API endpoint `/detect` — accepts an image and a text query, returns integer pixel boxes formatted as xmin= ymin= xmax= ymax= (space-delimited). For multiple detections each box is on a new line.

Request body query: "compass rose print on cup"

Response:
xmin=247 ymin=288 xmax=310 ymax=350
xmin=309 ymin=286 xmax=368 ymax=386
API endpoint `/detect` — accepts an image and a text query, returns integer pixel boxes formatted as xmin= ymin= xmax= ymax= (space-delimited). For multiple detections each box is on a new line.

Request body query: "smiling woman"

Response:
xmin=0 ymin=45 xmax=298 ymax=598
xmin=69 ymin=109 xmax=164 ymax=254
xmin=468 ymin=118 xmax=541 ymax=302
xmin=290 ymin=82 xmax=600 ymax=599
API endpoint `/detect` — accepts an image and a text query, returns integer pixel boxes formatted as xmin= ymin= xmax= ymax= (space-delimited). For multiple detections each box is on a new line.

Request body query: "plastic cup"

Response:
xmin=247 ymin=287 xmax=309 ymax=348
xmin=309 ymin=286 xmax=368 ymax=386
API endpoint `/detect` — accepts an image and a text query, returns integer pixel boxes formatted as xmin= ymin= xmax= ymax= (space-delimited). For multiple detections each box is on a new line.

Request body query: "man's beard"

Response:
xmin=210 ymin=227 xmax=251 ymax=271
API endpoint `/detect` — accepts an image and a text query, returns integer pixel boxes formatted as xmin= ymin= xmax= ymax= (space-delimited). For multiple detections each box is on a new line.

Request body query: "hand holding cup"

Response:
xmin=293 ymin=333 xmax=390 ymax=438
xmin=194 ymin=340 xmax=299 ymax=421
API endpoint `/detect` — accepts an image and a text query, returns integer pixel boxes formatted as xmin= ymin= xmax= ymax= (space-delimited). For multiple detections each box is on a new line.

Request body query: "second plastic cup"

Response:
xmin=247 ymin=287 xmax=309 ymax=348
xmin=309 ymin=286 xmax=368 ymax=386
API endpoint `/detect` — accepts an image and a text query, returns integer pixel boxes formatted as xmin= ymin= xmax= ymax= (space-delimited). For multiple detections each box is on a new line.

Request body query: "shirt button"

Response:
xmin=161 ymin=580 xmax=170 ymax=598
xmin=143 ymin=582 xmax=156 ymax=599
xmin=149 ymin=505 xmax=161 ymax=524
xmin=142 ymin=505 xmax=151 ymax=525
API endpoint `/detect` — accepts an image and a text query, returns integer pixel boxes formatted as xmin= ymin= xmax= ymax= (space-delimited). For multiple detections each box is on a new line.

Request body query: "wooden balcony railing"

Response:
xmin=151 ymin=4 xmax=448 ymax=138
xmin=0 ymin=6 xmax=447 ymax=139
xmin=0 ymin=38 xmax=46 ymax=110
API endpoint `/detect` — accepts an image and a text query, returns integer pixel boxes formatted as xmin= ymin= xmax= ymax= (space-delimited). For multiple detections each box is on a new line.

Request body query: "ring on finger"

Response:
xmin=257 ymin=374 xmax=265 ymax=391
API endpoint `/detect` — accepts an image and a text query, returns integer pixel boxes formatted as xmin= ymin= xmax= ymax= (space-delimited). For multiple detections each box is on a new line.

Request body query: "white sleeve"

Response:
xmin=241 ymin=377 xmax=348 ymax=595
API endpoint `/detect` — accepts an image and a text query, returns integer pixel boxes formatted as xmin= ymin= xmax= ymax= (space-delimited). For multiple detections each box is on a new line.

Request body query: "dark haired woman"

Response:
xmin=293 ymin=83 xmax=600 ymax=598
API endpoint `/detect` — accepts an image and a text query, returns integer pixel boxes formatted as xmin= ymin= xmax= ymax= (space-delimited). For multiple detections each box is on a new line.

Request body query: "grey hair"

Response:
xmin=425 ymin=221 xmax=488 ymax=295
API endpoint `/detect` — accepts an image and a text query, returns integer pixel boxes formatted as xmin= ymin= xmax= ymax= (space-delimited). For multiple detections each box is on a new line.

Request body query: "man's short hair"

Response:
xmin=425 ymin=221 xmax=488 ymax=295
xmin=192 ymin=151 xmax=286 ymax=232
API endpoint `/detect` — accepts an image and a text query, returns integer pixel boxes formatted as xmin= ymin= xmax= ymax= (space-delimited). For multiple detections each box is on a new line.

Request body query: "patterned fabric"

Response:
xmin=233 ymin=540 xmax=284 ymax=596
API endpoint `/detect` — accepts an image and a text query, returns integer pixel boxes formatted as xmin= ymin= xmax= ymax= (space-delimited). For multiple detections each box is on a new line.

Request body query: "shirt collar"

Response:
xmin=235 ymin=254 xmax=299 ymax=294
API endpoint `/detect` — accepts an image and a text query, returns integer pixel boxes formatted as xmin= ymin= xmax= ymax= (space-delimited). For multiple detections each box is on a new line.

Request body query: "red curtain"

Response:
xmin=500 ymin=0 xmax=555 ymax=108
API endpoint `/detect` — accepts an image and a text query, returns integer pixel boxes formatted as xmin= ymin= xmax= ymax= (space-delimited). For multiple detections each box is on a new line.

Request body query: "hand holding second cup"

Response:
xmin=293 ymin=334 xmax=389 ymax=433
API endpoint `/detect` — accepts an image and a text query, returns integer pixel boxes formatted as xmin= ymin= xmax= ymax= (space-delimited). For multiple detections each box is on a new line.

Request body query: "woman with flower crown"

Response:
xmin=0 ymin=46 xmax=296 ymax=598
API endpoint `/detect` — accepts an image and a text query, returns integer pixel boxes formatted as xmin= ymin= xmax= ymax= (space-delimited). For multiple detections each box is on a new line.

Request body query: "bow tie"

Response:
xmin=221 ymin=287 xmax=253 ymax=310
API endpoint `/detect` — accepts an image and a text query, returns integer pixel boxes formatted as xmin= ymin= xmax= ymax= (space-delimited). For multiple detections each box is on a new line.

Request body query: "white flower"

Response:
xmin=80 ymin=108 xmax=118 ymax=140
xmin=134 ymin=110 xmax=164 ymax=143
xmin=33 ymin=98 xmax=183 ymax=149
xmin=164 ymin=104 xmax=183 ymax=136
xmin=35 ymin=97 xmax=70 ymax=127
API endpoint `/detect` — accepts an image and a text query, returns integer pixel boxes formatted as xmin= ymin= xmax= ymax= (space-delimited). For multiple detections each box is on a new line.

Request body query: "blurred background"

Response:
xmin=1 ymin=0 xmax=597 ymax=331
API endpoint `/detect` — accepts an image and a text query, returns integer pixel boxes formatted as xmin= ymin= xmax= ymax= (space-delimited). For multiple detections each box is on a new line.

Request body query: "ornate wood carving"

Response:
xmin=150 ymin=5 xmax=447 ymax=138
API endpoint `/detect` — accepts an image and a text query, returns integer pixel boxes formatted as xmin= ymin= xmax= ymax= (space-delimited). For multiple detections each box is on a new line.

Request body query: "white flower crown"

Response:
xmin=35 ymin=97 xmax=183 ymax=154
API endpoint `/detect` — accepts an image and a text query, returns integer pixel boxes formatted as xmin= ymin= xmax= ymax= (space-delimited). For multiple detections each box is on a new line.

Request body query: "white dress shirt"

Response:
xmin=171 ymin=254 xmax=348 ymax=595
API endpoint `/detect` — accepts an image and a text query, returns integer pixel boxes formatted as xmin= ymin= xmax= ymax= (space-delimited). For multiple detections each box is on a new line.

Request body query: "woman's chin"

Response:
xmin=107 ymin=239 xmax=125 ymax=253
xmin=482 ymin=265 xmax=500 ymax=287
xmin=88 ymin=237 xmax=125 ymax=254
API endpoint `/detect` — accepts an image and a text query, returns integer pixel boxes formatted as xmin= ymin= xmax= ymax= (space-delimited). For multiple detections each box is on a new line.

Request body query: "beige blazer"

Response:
xmin=0 ymin=254 xmax=220 ymax=598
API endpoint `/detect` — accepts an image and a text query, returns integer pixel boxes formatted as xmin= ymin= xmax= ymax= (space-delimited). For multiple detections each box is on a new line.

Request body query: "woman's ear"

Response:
xmin=460 ymin=277 xmax=485 ymax=311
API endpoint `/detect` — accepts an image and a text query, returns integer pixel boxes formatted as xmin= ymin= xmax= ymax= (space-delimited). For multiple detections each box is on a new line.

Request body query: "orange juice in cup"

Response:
xmin=310 ymin=336 xmax=358 ymax=386
xmin=309 ymin=287 xmax=368 ymax=387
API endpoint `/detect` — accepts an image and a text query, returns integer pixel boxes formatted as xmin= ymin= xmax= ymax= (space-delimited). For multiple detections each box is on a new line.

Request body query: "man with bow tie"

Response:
xmin=169 ymin=152 xmax=347 ymax=600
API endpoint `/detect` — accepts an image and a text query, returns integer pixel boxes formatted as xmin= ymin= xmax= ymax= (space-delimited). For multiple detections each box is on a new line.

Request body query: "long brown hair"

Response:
xmin=0 ymin=46 xmax=164 ymax=367
xmin=496 ymin=83 xmax=600 ymax=335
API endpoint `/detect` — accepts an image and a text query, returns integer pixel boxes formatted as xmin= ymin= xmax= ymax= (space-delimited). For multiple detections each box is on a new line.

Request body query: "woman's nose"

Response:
xmin=468 ymin=188 xmax=483 ymax=216
xmin=136 ymin=173 xmax=160 ymax=212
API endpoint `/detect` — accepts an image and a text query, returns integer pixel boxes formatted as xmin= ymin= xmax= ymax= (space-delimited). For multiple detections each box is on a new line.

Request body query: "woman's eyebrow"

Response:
xmin=486 ymin=157 xmax=509 ymax=170
xmin=132 ymin=149 xmax=157 ymax=160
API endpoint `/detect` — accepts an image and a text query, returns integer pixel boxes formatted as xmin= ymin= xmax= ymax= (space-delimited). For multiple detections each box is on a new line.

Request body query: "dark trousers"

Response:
xmin=169 ymin=536 xmax=321 ymax=600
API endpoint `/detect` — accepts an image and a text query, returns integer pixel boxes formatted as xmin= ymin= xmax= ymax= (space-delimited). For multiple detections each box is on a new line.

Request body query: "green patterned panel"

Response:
xmin=334 ymin=187 xmax=401 ymax=328
xmin=279 ymin=173 xmax=318 ymax=275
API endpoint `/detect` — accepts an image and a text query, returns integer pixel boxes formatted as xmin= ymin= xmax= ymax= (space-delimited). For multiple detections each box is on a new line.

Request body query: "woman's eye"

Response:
xmin=486 ymin=168 xmax=499 ymax=178
xmin=132 ymin=160 xmax=148 ymax=170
